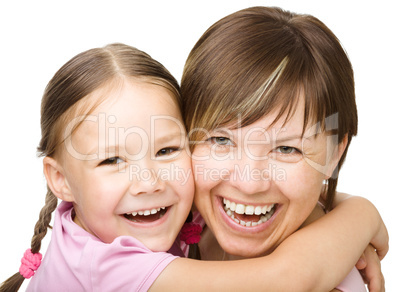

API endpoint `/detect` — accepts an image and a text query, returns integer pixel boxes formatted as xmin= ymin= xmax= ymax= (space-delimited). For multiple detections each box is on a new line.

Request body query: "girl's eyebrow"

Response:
xmin=96 ymin=144 xmax=122 ymax=159
xmin=90 ymin=131 xmax=186 ymax=156
xmin=154 ymin=131 xmax=186 ymax=144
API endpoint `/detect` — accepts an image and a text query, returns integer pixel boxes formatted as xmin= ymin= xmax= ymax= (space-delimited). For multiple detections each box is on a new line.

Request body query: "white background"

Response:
xmin=0 ymin=1 xmax=400 ymax=290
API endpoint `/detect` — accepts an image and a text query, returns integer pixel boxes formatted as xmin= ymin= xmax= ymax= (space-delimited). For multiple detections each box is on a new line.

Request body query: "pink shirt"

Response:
xmin=336 ymin=267 xmax=367 ymax=292
xmin=27 ymin=202 xmax=366 ymax=291
xmin=27 ymin=201 xmax=182 ymax=292
xmin=190 ymin=211 xmax=366 ymax=292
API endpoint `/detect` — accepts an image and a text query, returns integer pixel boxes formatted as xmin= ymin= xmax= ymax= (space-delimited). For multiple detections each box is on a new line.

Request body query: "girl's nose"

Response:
xmin=129 ymin=166 xmax=165 ymax=195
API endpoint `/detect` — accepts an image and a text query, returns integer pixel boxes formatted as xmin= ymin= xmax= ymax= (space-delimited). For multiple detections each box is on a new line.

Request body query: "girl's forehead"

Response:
xmin=86 ymin=79 xmax=181 ymax=117
xmin=63 ymin=80 xmax=183 ymax=143
xmin=62 ymin=82 xmax=186 ymax=161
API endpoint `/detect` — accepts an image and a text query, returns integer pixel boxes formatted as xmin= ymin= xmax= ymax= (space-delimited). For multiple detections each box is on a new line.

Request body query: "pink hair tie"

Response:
xmin=19 ymin=249 xmax=42 ymax=279
xmin=180 ymin=222 xmax=202 ymax=245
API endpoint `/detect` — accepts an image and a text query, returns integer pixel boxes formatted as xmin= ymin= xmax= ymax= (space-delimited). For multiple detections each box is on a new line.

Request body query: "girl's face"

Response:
xmin=57 ymin=80 xmax=194 ymax=252
xmin=191 ymin=101 xmax=342 ymax=257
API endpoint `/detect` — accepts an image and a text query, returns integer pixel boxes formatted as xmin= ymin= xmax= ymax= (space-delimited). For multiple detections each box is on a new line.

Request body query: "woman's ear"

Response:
xmin=326 ymin=134 xmax=348 ymax=180
xmin=43 ymin=156 xmax=74 ymax=202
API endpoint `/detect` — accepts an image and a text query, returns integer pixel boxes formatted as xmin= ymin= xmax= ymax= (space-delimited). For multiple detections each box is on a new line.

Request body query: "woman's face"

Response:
xmin=191 ymin=101 xmax=342 ymax=257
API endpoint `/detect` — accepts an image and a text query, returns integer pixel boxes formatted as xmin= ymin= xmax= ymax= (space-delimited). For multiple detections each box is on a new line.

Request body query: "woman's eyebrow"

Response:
xmin=208 ymin=128 xmax=234 ymax=135
xmin=272 ymin=135 xmax=303 ymax=144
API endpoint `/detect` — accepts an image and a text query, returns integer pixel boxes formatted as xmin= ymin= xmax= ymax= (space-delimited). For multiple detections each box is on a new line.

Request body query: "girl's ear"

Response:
xmin=43 ymin=156 xmax=74 ymax=202
xmin=325 ymin=134 xmax=348 ymax=180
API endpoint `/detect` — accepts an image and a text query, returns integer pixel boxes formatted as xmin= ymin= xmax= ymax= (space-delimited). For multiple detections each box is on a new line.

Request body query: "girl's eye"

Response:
xmin=156 ymin=147 xmax=179 ymax=157
xmin=99 ymin=157 xmax=124 ymax=166
xmin=209 ymin=136 xmax=234 ymax=146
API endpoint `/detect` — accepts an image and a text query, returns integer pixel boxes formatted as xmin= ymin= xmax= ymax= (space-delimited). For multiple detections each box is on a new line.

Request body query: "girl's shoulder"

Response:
xmin=27 ymin=201 xmax=179 ymax=291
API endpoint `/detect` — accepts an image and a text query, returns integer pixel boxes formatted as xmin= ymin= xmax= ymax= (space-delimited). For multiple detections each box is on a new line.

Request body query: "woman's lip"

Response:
xmin=215 ymin=196 xmax=280 ymax=233
xmin=222 ymin=196 xmax=276 ymax=211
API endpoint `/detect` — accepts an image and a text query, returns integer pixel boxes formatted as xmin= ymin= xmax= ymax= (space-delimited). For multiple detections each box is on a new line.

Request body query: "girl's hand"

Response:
xmin=332 ymin=192 xmax=389 ymax=260
xmin=356 ymin=244 xmax=385 ymax=292
xmin=369 ymin=214 xmax=389 ymax=261
xmin=333 ymin=192 xmax=388 ymax=292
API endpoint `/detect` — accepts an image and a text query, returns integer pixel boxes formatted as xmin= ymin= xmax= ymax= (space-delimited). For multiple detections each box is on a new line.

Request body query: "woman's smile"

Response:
xmin=221 ymin=197 xmax=277 ymax=227
xmin=192 ymin=101 xmax=337 ymax=257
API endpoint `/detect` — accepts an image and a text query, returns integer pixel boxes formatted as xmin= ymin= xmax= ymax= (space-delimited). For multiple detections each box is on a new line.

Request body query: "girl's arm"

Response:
xmin=331 ymin=192 xmax=388 ymax=260
xmin=356 ymin=244 xmax=385 ymax=292
xmin=332 ymin=193 xmax=387 ymax=292
xmin=151 ymin=196 xmax=387 ymax=292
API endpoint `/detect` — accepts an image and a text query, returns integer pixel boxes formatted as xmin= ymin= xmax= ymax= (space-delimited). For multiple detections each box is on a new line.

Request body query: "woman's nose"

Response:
xmin=225 ymin=153 xmax=271 ymax=195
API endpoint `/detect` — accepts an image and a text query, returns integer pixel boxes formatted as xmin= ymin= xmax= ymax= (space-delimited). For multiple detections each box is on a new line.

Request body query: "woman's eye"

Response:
xmin=209 ymin=136 xmax=234 ymax=146
xmin=156 ymin=147 xmax=179 ymax=157
xmin=99 ymin=157 xmax=124 ymax=166
xmin=276 ymin=146 xmax=298 ymax=154
xmin=270 ymin=146 xmax=302 ymax=163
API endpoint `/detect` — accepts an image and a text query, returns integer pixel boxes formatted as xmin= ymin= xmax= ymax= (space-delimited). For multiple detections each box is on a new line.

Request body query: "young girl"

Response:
xmin=1 ymin=43 xmax=386 ymax=292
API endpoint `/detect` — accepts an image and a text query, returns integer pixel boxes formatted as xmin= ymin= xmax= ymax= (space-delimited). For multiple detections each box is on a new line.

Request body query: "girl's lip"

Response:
xmin=125 ymin=206 xmax=167 ymax=216
xmin=215 ymin=196 xmax=280 ymax=234
xmin=121 ymin=206 xmax=171 ymax=228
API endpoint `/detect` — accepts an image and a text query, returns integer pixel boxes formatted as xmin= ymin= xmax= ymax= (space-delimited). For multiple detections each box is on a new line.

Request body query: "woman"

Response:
xmin=181 ymin=6 xmax=386 ymax=291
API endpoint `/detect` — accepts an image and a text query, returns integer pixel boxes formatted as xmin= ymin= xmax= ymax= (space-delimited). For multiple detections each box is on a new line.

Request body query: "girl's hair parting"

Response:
xmin=181 ymin=6 xmax=358 ymax=211
xmin=0 ymin=43 xmax=181 ymax=292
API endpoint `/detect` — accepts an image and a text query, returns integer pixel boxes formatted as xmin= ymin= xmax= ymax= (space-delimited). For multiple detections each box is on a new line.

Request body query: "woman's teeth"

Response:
xmin=223 ymin=198 xmax=276 ymax=227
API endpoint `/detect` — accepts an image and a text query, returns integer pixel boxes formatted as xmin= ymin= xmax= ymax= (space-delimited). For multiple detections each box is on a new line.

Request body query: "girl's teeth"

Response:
xmin=127 ymin=207 xmax=166 ymax=217
xmin=267 ymin=204 xmax=274 ymax=212
xmin=222 ymin=198 xmax=276 ymax=227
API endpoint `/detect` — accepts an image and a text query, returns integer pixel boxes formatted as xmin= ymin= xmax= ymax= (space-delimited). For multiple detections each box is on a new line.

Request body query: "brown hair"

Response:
xmin=0 ymin=43 xmax=181 ymax=292
xmin=181 ymin=7 xmax=357 ymax=210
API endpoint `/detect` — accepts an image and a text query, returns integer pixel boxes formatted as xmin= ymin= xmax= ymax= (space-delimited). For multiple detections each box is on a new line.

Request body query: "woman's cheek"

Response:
xmin=276 ymin=162 xmax=324 ymax=203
